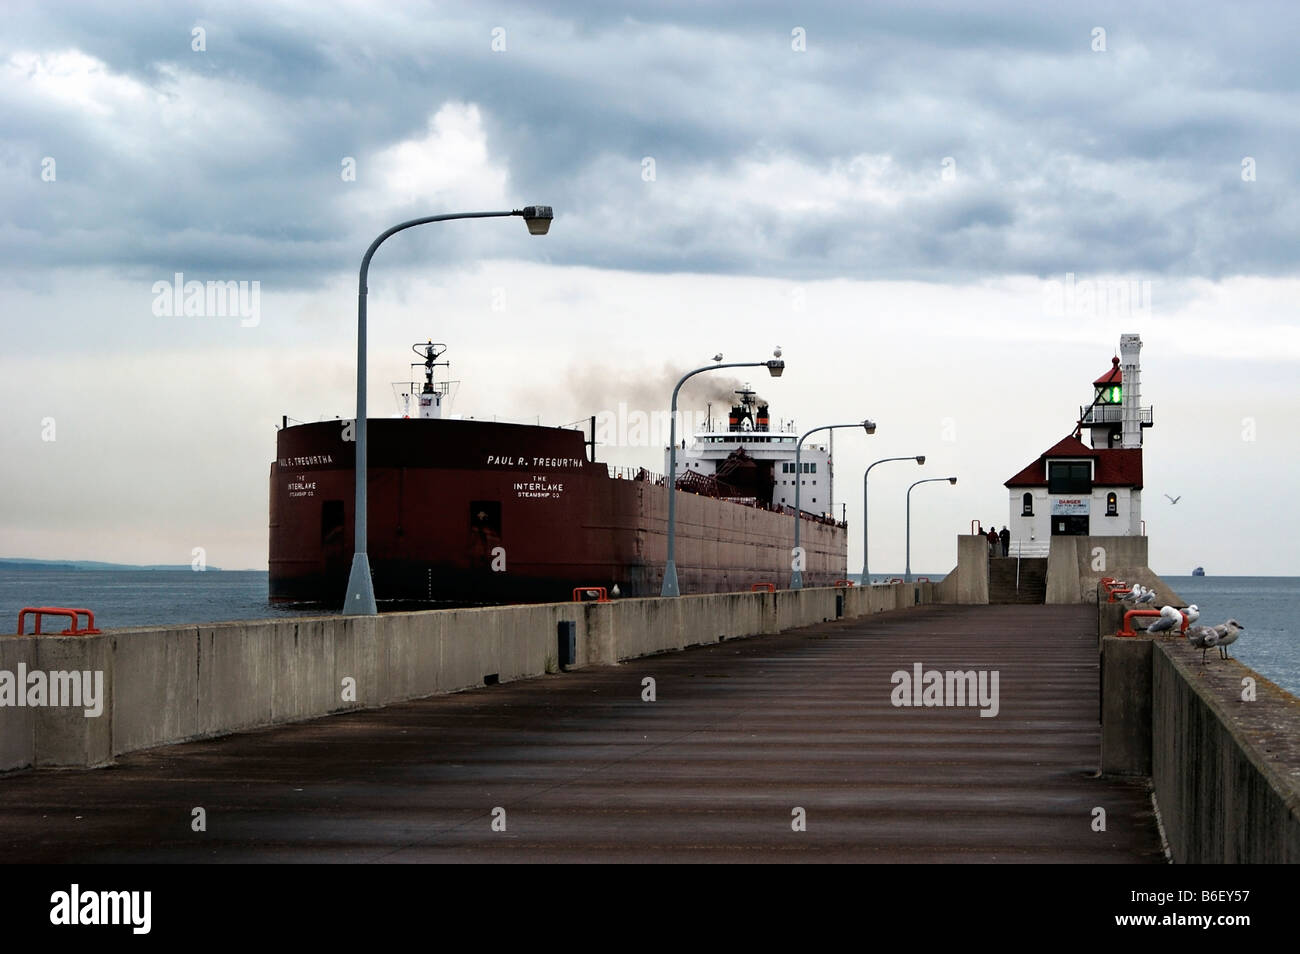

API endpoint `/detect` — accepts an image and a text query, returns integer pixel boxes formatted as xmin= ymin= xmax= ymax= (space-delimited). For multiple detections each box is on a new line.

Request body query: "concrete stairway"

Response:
xmin=989 ymin=557 xmax=1048 ymax=604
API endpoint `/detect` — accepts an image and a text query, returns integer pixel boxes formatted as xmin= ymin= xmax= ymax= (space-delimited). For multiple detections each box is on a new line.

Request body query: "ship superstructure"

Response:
xmin=665 ymin=387 xmax=834 ymax=518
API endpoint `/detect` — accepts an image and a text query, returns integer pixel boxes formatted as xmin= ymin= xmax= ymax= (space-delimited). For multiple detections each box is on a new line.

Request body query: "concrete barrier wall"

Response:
xmin=1099 ymin=633 xmax=1300 ymax=863
xmin=1 ymin=581 xmax=936 ymax=771
xmin=1046 ymin=536 xmax=1150 ymax=604
xmin=1150 ymin=643 xmax=1300 ymax=863
xmin=940 ymin=535 xmax=988 ymax=604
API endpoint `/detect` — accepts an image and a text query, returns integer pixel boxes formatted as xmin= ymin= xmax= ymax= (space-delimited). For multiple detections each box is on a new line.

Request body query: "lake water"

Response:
xmin=2 ymin=568 xmax=1296 ymax=697
xmin=1162 ymin=575 xmax=1299 ymax=696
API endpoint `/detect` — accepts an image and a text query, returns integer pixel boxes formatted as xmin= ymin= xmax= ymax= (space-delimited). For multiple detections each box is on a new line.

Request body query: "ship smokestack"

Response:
xmin=756 ymin=404 xmax=770 ymax=432
xmin=729 ymin=404 xmax=743 ymax=432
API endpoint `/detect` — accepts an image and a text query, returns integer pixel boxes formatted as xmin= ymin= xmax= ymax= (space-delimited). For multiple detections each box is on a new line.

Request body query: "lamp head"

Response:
xmin=519 ymin=205 xmax=553 ymax=235
xmin=915 ymin=455 xmax=926 ymax=465
xmin=948 ymin=477 xmax=958 ymax=485
xmin=766 ymin=359 xmax=785 ymax=378
xmin=862 ymin=419 xmax=877 ymax=434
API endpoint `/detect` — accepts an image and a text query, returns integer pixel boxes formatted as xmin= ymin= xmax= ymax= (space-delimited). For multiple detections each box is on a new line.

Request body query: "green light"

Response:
xmin=1111 ymin=385 xmax=1122 ymax=403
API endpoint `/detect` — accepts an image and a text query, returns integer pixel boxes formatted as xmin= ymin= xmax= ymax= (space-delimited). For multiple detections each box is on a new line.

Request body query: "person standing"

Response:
xmin=986 ymin=525 xmax=999 ymax=557
xmin=999 ymin=526 xmax=1010 ymax=557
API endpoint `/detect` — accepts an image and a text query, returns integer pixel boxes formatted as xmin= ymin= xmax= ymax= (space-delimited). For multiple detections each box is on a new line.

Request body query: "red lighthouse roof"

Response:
xmin=1093 ymin=356 xmax=1122 ymax=387
xmin=1004 ymin=434 xmax=1143 ymax=489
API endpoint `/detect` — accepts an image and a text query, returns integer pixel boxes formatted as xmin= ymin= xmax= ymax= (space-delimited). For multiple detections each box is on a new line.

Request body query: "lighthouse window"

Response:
xmin=1106 ymin=492 xmax=1118 ymax=516
xmin=1047 ymin=461 xmax=1091 ymax=494
xmin=1021 ymin=493 xmax=1033 ymax=516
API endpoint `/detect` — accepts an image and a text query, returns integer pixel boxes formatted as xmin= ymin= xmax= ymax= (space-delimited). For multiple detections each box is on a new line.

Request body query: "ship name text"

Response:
xmin=486 ymin=454 xmax=583 ymax=468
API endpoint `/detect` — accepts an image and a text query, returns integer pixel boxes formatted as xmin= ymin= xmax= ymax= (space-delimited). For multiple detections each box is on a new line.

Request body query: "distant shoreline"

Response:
xmin=0 ymin=558 xmax=226 ymax=572
xmin=2 ymin=559 xmax=1297 ymax=579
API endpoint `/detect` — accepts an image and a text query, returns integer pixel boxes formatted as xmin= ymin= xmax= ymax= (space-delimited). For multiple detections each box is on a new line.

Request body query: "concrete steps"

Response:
xmin=989 ymin=557 xmax=1048 ymax=604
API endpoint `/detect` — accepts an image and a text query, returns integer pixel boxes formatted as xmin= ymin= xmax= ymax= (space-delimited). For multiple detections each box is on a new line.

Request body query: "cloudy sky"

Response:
xmin=2 ymin=0 xmax=1298 ymax=575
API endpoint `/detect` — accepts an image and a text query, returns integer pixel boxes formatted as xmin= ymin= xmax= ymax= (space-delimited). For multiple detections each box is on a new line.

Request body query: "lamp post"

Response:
xmin=862 ymin=455 xmax=925 ymax=583
xmin=905 ymin=476 xmax=957 ymax=583
xmin=662 ymin=350 xmax=785 ymax=596
xmin=791 ymin=420 xmax=876 ymax=589
xmin=343 ymin=206 xmax=554 ymax=615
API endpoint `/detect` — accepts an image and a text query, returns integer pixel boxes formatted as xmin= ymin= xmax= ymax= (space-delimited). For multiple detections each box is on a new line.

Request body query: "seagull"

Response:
xmin=1213 ymin=619 xmax=1245 ymax=659
xmin=1120 ymin=583 xmax=1144 ymax=604
xmin=773 ymin=346 xmax=783 ymax=358
xmin=713 ymin=353 xmax=723 ymax=362
xmin=1186 ymin=624 xmax=1220 ymax=664
xmin=1182 ymin=604 xmax=1200 ymax=625
xmin=611 ymin=583 xmax=621 ymax=598
xmin=1145 ymin=605 xmax=1182 ymax=635
xmin=1164 ymin=494 xmax=1182 ymax=504
xmin=1136 ymin=587 xmax=1158 ymax=606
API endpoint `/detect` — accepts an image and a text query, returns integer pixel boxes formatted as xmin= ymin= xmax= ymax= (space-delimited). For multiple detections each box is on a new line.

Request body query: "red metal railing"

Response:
xmin=572 ymin=587 xmax=609 ymax=602
xmin=1116 ymin=608 xmax=1162 ymax=637
xmin=833 ymin=579 xmax=857 ymax=587
xmin=16 ymin=606 xmax=100 ymax=635
xmin=750 ymin=582 xmax=776 ymax=593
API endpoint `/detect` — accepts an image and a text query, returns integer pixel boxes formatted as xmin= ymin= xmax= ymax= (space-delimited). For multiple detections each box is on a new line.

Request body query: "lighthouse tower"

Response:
xmin=1005 ymin=334 xmax=1151 ymax=542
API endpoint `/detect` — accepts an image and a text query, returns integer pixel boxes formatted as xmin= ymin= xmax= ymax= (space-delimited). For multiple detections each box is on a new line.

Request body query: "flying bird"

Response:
xmin=1145 ymin=605 xmax=1182 ymax=635
xmin=1164 ymin=494 xmax=1182 ymax=504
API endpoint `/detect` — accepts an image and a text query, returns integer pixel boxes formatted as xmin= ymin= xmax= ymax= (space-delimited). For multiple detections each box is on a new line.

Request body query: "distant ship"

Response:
xmin=1192 ymin=566 xmax=1205 ymax=577
xmin=269 ymin=343 xmax=848 ymax=604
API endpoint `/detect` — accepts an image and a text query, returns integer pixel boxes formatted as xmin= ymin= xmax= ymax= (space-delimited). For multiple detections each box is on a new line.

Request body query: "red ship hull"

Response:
xmin=269 ymin=419 xmax=847 ymax=605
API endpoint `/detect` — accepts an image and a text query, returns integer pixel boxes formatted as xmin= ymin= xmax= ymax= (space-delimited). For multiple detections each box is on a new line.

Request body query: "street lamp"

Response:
xmin=791 ymin=420 xmax=876 ymax=589
xmin=862 ymin=455 xmax=925 ymax=583
xmin=343 ymin=206 xmax=553 ymax=615
xmin=905 ymin=476 xmax=957 ymax=583
xmin=662 ymin=350 xmax=785 ymax=597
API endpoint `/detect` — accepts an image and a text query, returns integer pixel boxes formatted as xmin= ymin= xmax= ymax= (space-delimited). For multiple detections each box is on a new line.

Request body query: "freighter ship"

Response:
xmin=269 ymin=344 xmax=848 ymax=605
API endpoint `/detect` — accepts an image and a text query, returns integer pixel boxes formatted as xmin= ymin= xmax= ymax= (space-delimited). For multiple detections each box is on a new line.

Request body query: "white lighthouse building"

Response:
xmin=1005 ymin=334 xmax=1152 ymax=544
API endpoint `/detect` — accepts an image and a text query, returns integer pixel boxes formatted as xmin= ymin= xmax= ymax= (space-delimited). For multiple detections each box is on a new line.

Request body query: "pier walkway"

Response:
xmin=0 ymin=604 xmax=1164 ymax=862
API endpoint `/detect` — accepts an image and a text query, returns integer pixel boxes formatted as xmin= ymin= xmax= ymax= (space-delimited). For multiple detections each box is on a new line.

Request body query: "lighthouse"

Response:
xmin=1005 ymin=334 xmax=1152 ymax=543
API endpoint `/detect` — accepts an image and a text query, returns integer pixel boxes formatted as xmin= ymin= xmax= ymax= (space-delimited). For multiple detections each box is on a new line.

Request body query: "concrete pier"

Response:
xmin=0 ymin=604 xmax=1163 ymax=863
xmin=5 ymin=566 xmax=1296 ymax=863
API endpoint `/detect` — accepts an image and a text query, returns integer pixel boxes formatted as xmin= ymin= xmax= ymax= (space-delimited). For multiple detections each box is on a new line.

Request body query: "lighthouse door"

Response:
xmin=1052 ymin=515 xmax=1090 ymax=535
